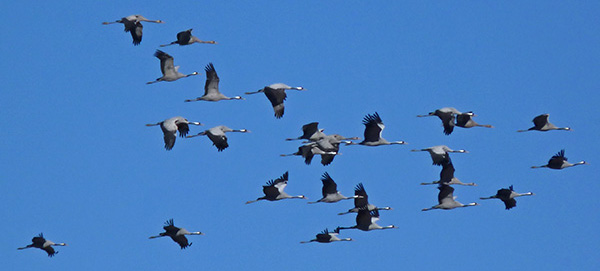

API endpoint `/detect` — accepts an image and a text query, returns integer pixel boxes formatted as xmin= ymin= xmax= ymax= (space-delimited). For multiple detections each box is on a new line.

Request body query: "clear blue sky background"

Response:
xmin=1 ymin=1 xmax=599 ymax=270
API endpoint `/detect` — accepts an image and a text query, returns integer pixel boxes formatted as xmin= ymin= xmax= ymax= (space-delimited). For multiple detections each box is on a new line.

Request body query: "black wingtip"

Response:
xmin=205 ymin=62 xmax=215 ymax=73
xmin=362 ymin=112 xmax=382 ymax=126
xmin=165 ymin=219 xmax=174 ymax=226
xmin=321 ymin=172 xmax=333 ymax=182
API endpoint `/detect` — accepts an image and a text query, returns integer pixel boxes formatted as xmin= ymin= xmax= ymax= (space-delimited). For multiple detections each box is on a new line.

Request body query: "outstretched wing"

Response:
xmin=130 ymin=22 xmax=143 ymax=45
xmin=272 ymin=171 xmax=289 ymax=193
xmin=437 ymin=184 xmax=455 ymax=205
xmin=320 ymin=172 xmax=338 ymax=196
xmin=154 ymin=50 xmax=176 ymax=76
xmin=301 ymin=122 xmax=320 ymax=140
xmin=204 ymin=63 xmax=220 ymax=95
xmin=532 ymin=114 xmax=549 ymax=129
xmin=177 ymin=29 xmax=192 ymax=44
xmin=353 ymin=183 xmax=369 ymax=208
xmin=362 ymin=112 xmax=383 ymax=142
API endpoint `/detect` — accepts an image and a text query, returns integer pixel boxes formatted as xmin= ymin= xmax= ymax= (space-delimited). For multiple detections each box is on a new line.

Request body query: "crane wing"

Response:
xmin=320 ymin=172 xmax=338 ymax=196
xmin=204 ymin=63 xmax=220 ymax=95
xmin=154 ymin=50 xmax=176 ymax=77
xmin=177 ymin=29 xmax=192 ymax=44
xmin=437 ymin=185 xmax=455 ymax=205
xmin=362 ymin=112 xmax=383 ymax=142
xmin=532 ymin=114 xmax=549 ymax=129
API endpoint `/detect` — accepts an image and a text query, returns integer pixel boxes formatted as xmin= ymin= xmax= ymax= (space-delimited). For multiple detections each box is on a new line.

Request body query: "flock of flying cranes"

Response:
xmin=16 ymin=14 xmax=590 ymax=256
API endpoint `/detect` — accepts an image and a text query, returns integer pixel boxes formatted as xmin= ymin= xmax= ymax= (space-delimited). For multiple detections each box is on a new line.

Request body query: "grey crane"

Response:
xmin=102 ymin=15 xmax=164 ymax=45
xmin=184 ymin=63 xmax=243 ymax=102
xmin=187 ymin=125 xmax=249 ymax=152
xmin=149 ymin=219 xmax=204 ymax=249
xmin=417 ymin=107 xmax=461 ymax=135
xmin=246 ymin=171 xmax=306 ymax=204
xmin=18 ymin=233 xmax=67 ymax=257
xmin=312 ymin=134 xmax=358 ymax=166
xmin=420 ymin=159 xmax=477 ymax=186
xmin=517 ymin=114 xmax=571 ymax=132
xmin=411 ymin=145 xmax=468 ymax=166
xmin=308 ymin=172 xmax=359 ymax=204
xmin=286 ymin=122 xmax=326 ymax=142
xmin=531 ymin=149 xmax=587 ymax=169
xmin=147 ymin=50 xmax=199 ymax=84
xmin=300 ymin=228 xmax=352 ymax=243
xmin=346 ymin=112 xmax=406 ymax=146
xmin=422 ymin=184 xmax=478 ymax=211
xmin=244 ymin=83 xmax=305 ymax=118
xmin=455 ymin=112 xmax=494 ymax=129
xmin=338 ymin=183 xmax=392 ymax=215
xmin=280 ymin=144 xmax=337 ymax=165
xmin=480 ymin=185 xmax=534 ymax=210
xmin=338 ymin=208 xmax=397 ymax=231
xmin=160 ymin=29 xmax=217 ymax=47
xmin=146 ymin=116 xmax=202 ymax=150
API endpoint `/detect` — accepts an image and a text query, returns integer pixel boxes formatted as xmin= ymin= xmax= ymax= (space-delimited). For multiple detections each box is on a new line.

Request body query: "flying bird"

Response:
xmin=422 ymin=184 xmax=478 ymax=211
xmin=300 ymin=228 xmax=352 ymax=243
xmin=531 ymin=149 xmax=587 ymax=169
xmin=149 ymin=219 xmax=204 ymax=249
xmin=517 ymin=114 xmax=571 ymax=132
xmin=17 ymin=233 xmax=67 ymax=257
xmin=187 ymin=125 xmax=249 ymax=151
xmin=312 ymin=134 xmax=358 ymax=166
xmin=411 ymin=145 xmax=468 ymax=166
xmin=420 ymin=159 xmax=477 ymax=186
xmin=417 ymin=107 xmax=461 ymax=135
xmin=455 ymin=112 xmax=494 ymax=129
xmin=338 ymin=208 xmax=396 ymax=231
xmin=280 ymin=144 xmax=337 ymax=165
xmin=480 ymin=185 xmax=534 ymax=210
xmin=184 ymin=63 xmax=243 ymax=102
xmin=146 ymin=116 xmax=202 ymax=150
xmin=160 ymin=28 xmax=217 ymax=46
xmin=246 ymin=171 xmax=306 ymax=204
xmin=308 ymin=172 xmax=359 ymax=204
xmin=102 ymin=15 xmax=164 ymax=45
xmin=245 ymin=83 xmax=305 ymax=118
xmin=346 ymin=112 xmax=406 ymax=146
xmin=147 ymin=50 xmax=199 ymax=84
xmin=338 ymin=183 xmax=392 ymax=215
xmin=286 ymin=122 xmax=326 ymax=142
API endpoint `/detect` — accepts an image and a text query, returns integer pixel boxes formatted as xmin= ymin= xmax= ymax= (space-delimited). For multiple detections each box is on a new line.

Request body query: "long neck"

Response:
xmin=476 ymin=124 xmax=494 ymax=128
xmin=531 ymin=165 xmax=548 ymax=169
xmin=572 ymin=161 xmax=587 ymax=166
xmin=336 ymin=226 xmax=356 ymax=230
xmin=461 ymin=203 xmax=478 ymax=208
xmin=514 ymin=192 xmax=534 ymax=197
xmin=187 ymin=232 xmax=203 ymax=235
xmin=53 ymin=243 xmax=67 ymax=246
xmin=245 ymin=197 xmax=265 ymax=204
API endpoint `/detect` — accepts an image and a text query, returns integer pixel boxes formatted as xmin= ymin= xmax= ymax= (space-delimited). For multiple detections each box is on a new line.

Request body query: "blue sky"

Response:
xmin=2 ymin=1 xmax=599 ymax=270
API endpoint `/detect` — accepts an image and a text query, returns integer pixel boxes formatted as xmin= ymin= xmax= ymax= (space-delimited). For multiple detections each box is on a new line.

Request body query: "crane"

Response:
xmin=147 ymin=50 xmax=199 ymax=84
xmin=149 ymin=219 xmax=204 ymax=249
xmin=245 ymin=83 xmax=305 ymax=118
xmin=18 ymin=233 xmax=67 ymax=257
xmin=246 ymin=171 xmax=306 ymax=203
xmin=146 ymin=116 xmax=202 ymax=150
xmin=184 ymin=63 xmax=243 ymax=102
xmin=480 ymin=185 xmax=534 ymax=210
xmin=187 ymin=125 xmax=249 ymax=151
